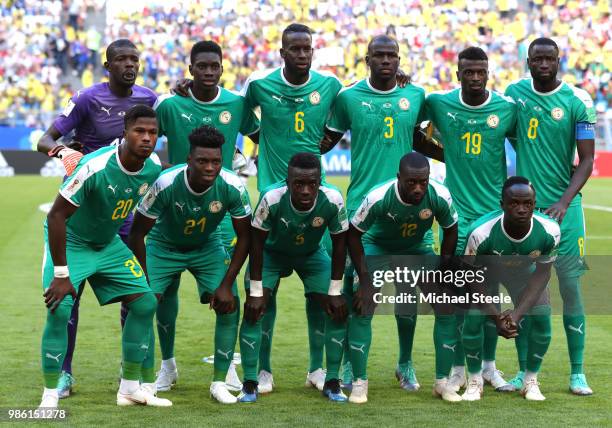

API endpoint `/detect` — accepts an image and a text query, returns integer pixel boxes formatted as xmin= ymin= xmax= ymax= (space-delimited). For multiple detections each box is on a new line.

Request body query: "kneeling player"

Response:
xmin=348 ymin=152 xmax=462 ymax=403
xmin=238 ymin=153 xmax=349 ymax=403
xmin=462 ymin=176 xmax=560 ymax=401
xmin=39 ymin=105 xmax=169 ymax=408
xmin=129 ymin=126 xmax=251 ymax=404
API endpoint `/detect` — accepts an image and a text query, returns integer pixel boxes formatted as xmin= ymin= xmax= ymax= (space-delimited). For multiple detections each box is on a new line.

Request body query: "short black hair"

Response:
xmin=458 ymin=46 xmax=488 ymax=63
xmin=188 ymin=125 xmax=225 ymax=152
xmin=288 ymin=152 xmax=320 ymax=172
xmin=502 ymin=176 xmax=535 ymax=199
xmin=106 ymin=39 xmax=138 ymax=62
xmin=282 ymin=23 xmax=312 ymax=45
xmin=124 ymin=104 xmax=156 ymax=129
xmin=367 ymin=35 xmax=399 ymax=52
xmin=528 ymin=37 xmax=559 ymax=56
xmin=399 ymin=152 xmax=430 ymax=172
xmin=190 ymin=41 xmax=222 ymax=65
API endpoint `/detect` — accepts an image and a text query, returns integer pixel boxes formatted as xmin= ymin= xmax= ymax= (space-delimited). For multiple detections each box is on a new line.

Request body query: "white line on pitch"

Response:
xmin=584 ymin=204 xmax=612 ymax=213
xmin=587 ymin=236 xmax=612 ymax=240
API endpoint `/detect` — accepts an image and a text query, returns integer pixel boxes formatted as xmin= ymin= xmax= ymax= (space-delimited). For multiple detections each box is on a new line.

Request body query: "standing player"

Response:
xmin=462 ymin=176 xmax=560 ymax=401
xmin=129 ymin=126 xmax=251 ymax=404
xmin=39 ymin=105 xmax=169 ymax=408
xmin=320 ymin=35 xmax=428 ymax=391
xmin=505 ymin=37 xmax=596 ymax=395
xmin=423 ymin=47 xmax=517 ymax=392
xmin=152 ymin=41 xmax=259 ymax=391
xmin=36 ymin=39 xmax=158 ymax=398
xmin=347 ymin=153 xmax=460 ymax=403
xmin=237 ymin=153 xmax=349 ymax=403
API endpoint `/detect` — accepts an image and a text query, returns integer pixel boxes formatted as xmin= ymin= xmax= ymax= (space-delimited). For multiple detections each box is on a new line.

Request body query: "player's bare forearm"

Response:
xmin=320 ymin=129 xmax=343 ymax=155
xmin=37 ymin=126 xmax=63 ymax=154
xmin=413 ymin=125 xmax=444 ymax=162
xmin=440 ymin=223 xmax=458 ymax=257
xmin=221 ymin=217 xmax=251 ymax=288
xmin=513 ymin=262 xmax=552 ymax=322
xmin=347 ymin=225 xmax=367 ymax=282
xmin=330 ymin=231 xmax=347 ymax=280
xmin=127 ymin=212 xmax=156 ymax=277
xmin=559 ymin=138 xmax=594 ymax=207
xmin=47 ymin=195 xmax=78 ymax=267
xmin=249 ymin=227 xmax=268 ymax=281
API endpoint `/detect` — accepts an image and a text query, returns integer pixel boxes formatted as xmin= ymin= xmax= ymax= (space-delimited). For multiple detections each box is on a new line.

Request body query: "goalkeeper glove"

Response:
xmin=48 ymin=145 xmax=83 ymax=176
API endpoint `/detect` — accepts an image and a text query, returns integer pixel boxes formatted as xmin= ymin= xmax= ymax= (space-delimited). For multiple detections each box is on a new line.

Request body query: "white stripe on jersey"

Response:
xmin=59 ymin=147 xmax=116 ymax=205
xmin=320 ymin=185 xmax=348 ymax=232
xmin=137 ymin=166 xmax=184 ymax=218
xmin=350 ymin=179 xmax=395 ymax=230
xmin=153 ymin=93 xmax=175 ymax=110
xmin=252 ymin=185 xmax=288 ymax=230
xmin=464 ymin=213 xmax=503 ymax=256
xmin=533 ymin=214 xmax=561 ymax=247
xmin=429 ymin=179 xmax=453 ymax=208
xmin=570 ymin=85 xmax=595 ymax=110
xmin=240 ymin=68 xmax=279 ymax=97
xmin=219 ymin=168 xmax=252 ymax=216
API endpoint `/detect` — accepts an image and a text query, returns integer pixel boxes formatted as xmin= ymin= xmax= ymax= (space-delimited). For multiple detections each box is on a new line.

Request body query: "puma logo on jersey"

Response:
xmin=350 ymin=343 xmax=366 ymax=354
xmin=108 ymin=184 xmax=118 ymax=194
xmin=493 ymin=249 xmax=504 ymax=256
xmin=361 ymin=101 xmax=373 ymax=110
xmin=175 ymin=202 xmax=185 ymax=213
xmin=272 ymin=95 xmax=284 ymax=104
xmin=217 ymin=349 xmax=232 ymax=360
xmin=45 ymin=352 xmax=62 ymax=362
xmin=101 ymin=106 xmax=112 ymax=115
xmin=466 ymin=352 xmax=480 ymax=360
xmin=447 ymin=112 xmax=457 ymax=121
xmin=387 ymin=212 xmax=398 ymax=222
xmin=517 ymin=98 xmax=527 ymax=108
xmin=331 ymin=337 xmax=345 ymax=347
xmin=443 ymin=343 xmax=456 ymax=352
xmin=280 ymin=217 xmax=291 ymax=228
xmin=568 ymin=323 xmax=584 ymax=334
xmin=181 ymin=113 xmax=193 ymax=122
xmin=241 ymin=338 xmax=256 ymax=350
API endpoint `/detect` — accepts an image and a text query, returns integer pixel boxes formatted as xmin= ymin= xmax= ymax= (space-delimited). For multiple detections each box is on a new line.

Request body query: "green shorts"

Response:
xmin=218 ymin=214 xmax=237 ymax=258
xmin=454 ymin=216 xmax=477 ymax=256
xmin=245 ymin=246 xmax=331 ymax=296
xmin=538 ymin=203 xmax=586 ymax=277
xmin=147 ymin=239 xmax=236 ymax=303
xmin=42 ymin=232 xmax=150 ymax=306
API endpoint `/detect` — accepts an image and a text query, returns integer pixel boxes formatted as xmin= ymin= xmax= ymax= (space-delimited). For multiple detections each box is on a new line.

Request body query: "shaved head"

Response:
xmin=367 ymin=35 xmax=399 ymax=54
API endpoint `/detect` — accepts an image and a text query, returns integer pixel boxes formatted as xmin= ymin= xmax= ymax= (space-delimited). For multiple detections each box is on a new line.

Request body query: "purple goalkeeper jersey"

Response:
xmin=54 ymin=82 xmax=157 ymax=154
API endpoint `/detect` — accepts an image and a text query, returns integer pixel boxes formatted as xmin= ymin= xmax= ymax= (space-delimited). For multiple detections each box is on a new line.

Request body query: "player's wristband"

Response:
xmin=328 ymin=279 xmax=343 ymax=296
xmin=47 ymin=145 xmax=66 ymax=158
xmin=250 ymin=280 xmax=263 ymax=297
xmin=54 ymin=266 xmax=69 ymax=278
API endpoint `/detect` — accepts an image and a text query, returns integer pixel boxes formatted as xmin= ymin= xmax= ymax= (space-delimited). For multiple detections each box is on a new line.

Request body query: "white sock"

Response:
xmin=524 ymin=371 xmax=538 ymax=384
xmin=161 ymin=358 xmax=176 ymax=371
xmin=119 ymin=379 xmax=140 ymax=394
xmin=451 ymin=365 xmax=465 ymax=376
xmin=468 ymin=370 xmax=483 ymax=380
xmin=43 ymin=387 xmax=59 ymax=397
xmin=483 ymin=360 xmax=496 ymax=372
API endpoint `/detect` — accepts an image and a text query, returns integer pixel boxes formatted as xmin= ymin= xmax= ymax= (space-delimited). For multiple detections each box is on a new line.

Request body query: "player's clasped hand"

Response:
xmin=244 ymin=295 xmax=266 ymax=324
xmin=495 ymin=309 xmax=519 ymax=339
xmin=43 ymin=278 xmax=77 ymax=313
xmin=325 ymin=295 xmax=348 ymax=323
xmin=210 ymin=286 xmax=236 ymax=314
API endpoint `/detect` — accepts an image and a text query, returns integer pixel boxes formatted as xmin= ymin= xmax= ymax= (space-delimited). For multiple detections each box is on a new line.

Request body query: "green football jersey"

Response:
xmin=154 ymin=87 xmax=260 ymax=168
xmin=351 ymin=178 xmax=458 ymax=251
xmin=327 ymin=79 xmax=426 ymax=212
xmin=137 ymin=165 xmax=251 ymax=249
xmin=242 ymin=67 xmax=343 ymax=190
xmin=504 ymin=78 xmax=596 ymax=208
xmin=251 ymin=180 xmax=348 ymax=255
xmin=60 ymin=145 xmax=162 ymax=247
xmin=424 ymin=89 xmax=516 ymax=220
xmin=465 ymin=210 xmax=560 ymax=267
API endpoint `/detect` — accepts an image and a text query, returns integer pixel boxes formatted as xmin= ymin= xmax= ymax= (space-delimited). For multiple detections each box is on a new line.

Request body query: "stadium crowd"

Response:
xmin=1 ymin=0 xmax=610 ymax=128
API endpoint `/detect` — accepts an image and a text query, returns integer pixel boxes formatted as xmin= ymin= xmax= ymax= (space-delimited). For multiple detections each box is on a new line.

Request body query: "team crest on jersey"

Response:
xmin=309 ymin=91 xmax=321 ymax=105
xmin=219 ymin=111 xmax=232 ymax=124
xmin=486 ymin=114 xmax=499 ymax=128
xmin=312 ymin=217 xmax=325 ymax=227
xmin=398 ymin=98 xmax=410 ymax=110
xmin=551 ymin=107 xmax=564 ymax=121
xmin=529 ymin=250 xmax=541 ymax=258
xmin=419 ymin=209 xmax=432 ymax=220
xmin=138 ymin=183 xmax=149 ymax=196
xmin=209 ymin=201 xmax=223 ymax=213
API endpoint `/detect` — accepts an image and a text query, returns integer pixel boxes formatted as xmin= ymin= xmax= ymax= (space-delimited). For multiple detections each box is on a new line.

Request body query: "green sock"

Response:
xmin=324 ymin=313 xmax=347 ymax=381
xmin=433 ymin=315 xmax=458 ymax=379
xmin=513 ymin=316 xmax=529 ymax=371
xmin=258 ymin=288 xmax=276 ymax=373
xmin=306 ymin=297 xmax=326 ymax=372
xmin=462 ymin=312 xmax=484 ymax=374
xmin=156 ymin=279 xmax=179 ymax=360
xmin=213 ymin=298 xmax=240 ymax=381
xmin=347 ymin=312 xmax=372 ymax=380
xmin=395 ymin=314 xmax=417 ymax=366
xmin=563 ymin=314 xmax=586 ymax=374
xmin=122 ymin=293 xmax=157 ymax=380
xmin=453 ymin=314 xmax=466 ymax=367
xmin=41 ymin=303 xmax=72 ymax=388
xmin=141 ymin=323 xmax=156 ymax=383
xmin=239 ymin=312 xmax=262 ymax=382
xmin=483 ymin=318 xmax=499 ymax=362
xmin=526 ymin=306 xmax=552 ymax=373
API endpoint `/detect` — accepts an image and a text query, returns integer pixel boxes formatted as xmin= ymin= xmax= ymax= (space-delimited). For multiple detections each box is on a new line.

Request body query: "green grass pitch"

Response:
xmin=0 ymin=176 xmax=610 ymax=426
